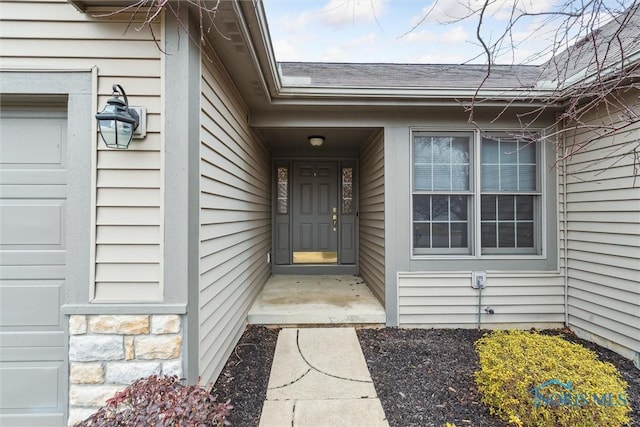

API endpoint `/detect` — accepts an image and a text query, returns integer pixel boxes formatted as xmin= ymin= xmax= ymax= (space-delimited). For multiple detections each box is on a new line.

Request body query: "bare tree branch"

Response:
xmin=100 ymin=0 xmax=640 ymax=179
xmin=467 ymin=0 xmax=492 ymax=127
xmin=93 ymin=0 xmax=228 ymax=59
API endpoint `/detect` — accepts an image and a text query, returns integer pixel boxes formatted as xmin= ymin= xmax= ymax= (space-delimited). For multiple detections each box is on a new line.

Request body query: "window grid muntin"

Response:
xmin=479 ymin=133 xmax=541 ymax=255
xmin=414 ymin=135 xmax=470 ymax=192
xmin=412 ymin=133 xmax=473 ymax=254
xmin=413 ymin=194 xmax=470 ymax=249
xmin=481 ymin=136 xmax=537 ymax=192
xmin=412 ymin=130 xmax=545 ymax=258
xmin=480 ymin=195 xmax=536 ymax=249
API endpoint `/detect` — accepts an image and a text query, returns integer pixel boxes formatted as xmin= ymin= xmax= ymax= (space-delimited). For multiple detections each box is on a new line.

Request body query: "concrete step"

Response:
xmin=247 ymin=275 xmax=386 ymax=325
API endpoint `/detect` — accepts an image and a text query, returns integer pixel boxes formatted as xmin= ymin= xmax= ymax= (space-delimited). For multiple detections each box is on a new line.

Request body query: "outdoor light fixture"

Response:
xmin=308 ymin=135 xmax=325 ymax=147
xmin=95 ymin=84 xmax=142 ymax=149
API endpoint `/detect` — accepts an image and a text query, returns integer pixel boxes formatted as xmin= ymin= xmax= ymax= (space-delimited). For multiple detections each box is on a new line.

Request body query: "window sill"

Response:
xmin=410 ymin=254 xmax=547 ymax=261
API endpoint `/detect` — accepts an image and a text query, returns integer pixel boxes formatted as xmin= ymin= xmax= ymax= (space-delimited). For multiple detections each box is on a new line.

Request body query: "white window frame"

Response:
xmin=412 ymin=131 xmax=474 ymax=255
xmin=411 ymin=128 xmax=547 ymax=260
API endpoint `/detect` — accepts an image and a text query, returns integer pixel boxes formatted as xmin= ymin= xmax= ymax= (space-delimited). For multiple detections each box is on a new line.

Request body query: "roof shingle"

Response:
xmin=278 ymin=62 xmax=542 ymax=89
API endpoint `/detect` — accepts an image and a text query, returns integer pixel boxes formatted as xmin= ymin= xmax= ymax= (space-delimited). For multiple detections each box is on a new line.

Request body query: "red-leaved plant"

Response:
xmin=75 ymin=375 xmax=232 ymax=427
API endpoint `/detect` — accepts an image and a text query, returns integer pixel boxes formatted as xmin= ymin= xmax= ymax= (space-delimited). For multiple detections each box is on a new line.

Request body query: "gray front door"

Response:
xmin=0 ymin=108 xmax=68 ymax=425
xmin=292 ymin=161 xmax=338 ymax=263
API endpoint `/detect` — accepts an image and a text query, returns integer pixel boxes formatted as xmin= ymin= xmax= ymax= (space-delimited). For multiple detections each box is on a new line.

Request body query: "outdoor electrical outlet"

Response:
xmin=472 ymin=271 xmax=487 ymax=289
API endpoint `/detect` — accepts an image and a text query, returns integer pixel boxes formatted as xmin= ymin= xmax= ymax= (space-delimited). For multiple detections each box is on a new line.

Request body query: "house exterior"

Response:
xmin=0 ymin=0 xmax=637 ymax=425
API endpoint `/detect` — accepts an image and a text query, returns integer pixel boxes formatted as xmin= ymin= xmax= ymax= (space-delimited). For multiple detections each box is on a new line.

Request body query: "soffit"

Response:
xmin=66 ymin=0 xmax=274 ymax=109
xmin=66 ymin=0 xmax=556 ymax=109
xmin=200 ymin=1 xmax=274 ymax=110
xmin=68 ymin=0 xmax=133 ymax=12
xmin=259 ymin=127 xmax=379 ymax=155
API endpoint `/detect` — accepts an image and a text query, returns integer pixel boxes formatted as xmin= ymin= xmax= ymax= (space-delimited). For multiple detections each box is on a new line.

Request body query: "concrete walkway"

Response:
xmin=259 ymin=327 xmax=389 ymax=427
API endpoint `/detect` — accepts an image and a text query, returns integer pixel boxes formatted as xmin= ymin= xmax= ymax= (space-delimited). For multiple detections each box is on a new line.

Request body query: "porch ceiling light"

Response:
xmin=95 ymin=84 xmax=140 ymax=149
xmin=308 ymin=135 xmax=325 ymax=147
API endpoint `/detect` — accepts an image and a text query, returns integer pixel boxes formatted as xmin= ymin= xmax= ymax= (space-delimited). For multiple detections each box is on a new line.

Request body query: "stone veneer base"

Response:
xmin=67 ymin=314 xmax=183 ymax=426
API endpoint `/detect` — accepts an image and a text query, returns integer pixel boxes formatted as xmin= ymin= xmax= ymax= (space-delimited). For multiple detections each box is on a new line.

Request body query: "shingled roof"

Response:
xmin=539 ymin=3 xmax=640 ymax=85
xmin=277 ymin=6 xmax=640 ymax=93
xmin=278 ymin=62 xmax=542 ymax=90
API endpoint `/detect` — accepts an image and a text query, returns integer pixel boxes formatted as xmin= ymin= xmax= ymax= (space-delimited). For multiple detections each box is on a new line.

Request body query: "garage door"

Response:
xmin=0 ymin=107 xmax=68 ymax=426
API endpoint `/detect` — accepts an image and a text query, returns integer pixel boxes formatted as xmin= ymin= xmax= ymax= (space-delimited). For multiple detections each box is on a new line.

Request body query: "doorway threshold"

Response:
xmin=247 ymin=275 xmax=385 ymax=326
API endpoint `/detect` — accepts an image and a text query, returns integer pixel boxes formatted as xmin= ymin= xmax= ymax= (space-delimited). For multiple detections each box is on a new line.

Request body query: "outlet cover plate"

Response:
xmin=472 ymin=271 xmax=487 ymax=289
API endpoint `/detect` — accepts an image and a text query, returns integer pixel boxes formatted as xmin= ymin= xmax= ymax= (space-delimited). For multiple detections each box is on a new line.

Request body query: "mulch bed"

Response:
xmin=358 ymin=328 xmax=639 ymax=427
xmin=358 ymin=328 xmax=506 ymax=427
xmin=211 ymin=326 xmax=280 ymax=427
xmin=213 ymin=325 xmax=639 ymax=427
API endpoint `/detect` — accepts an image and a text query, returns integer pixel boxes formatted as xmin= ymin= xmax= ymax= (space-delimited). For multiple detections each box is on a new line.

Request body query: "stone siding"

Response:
xmin=67 ymin=314 xmax=183 ymax=426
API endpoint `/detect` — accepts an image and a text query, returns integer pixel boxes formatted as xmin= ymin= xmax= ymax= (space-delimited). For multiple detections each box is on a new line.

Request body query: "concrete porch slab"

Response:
xmin=247 ymin=275 xmax=385 ymax=325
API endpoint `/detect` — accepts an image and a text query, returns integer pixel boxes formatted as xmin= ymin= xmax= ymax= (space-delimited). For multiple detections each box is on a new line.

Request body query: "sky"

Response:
xmin=261 ymin=0 xmax=618 ymax=65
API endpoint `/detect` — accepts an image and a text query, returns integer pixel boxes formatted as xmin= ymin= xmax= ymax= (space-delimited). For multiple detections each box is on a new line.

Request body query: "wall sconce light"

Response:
xmin=308 ymin=135 xmax=325 ymax=147
xmin=95 ymin=84 xmax=146 ymax=149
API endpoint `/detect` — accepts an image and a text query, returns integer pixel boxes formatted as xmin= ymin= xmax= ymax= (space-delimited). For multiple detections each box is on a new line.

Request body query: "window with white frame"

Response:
xmin=413 ymin=133 xmax=472 ymax=254
xmin=480 ymin=134 xmax=539 ymax=254
xmin=412 ymin=131 xmax=542 ymax=256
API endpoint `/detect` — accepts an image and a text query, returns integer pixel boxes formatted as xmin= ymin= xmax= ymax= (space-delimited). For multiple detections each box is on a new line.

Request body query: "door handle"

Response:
xmin=332 ymin=207 xmax=337 ymax=231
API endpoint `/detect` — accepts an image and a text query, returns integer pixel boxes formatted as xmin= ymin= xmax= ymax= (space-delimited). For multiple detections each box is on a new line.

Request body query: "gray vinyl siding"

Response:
xmin=199 ymin=49 xmax=271 ymax=384
xmin=93 ymin=42 xmax=162 ymax=301
xmin=398 ymin=272 xmax=565 ymax=327
xmin=388 ymin=117 xmax=564 ymax=329
xmin=1 ymin=0 xmax=163 ymax=302
xmin=563 ymin=89 xmax=640 ymax=360
xmin=359 ymin=131 xmax=385 ymax=303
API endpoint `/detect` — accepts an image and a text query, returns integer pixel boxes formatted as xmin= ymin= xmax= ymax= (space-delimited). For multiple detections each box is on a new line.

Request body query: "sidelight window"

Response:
xmin=342 ymin=167 xmax=353 ymax=214
xmin=277 ymin=166 xmax=288 ymax=214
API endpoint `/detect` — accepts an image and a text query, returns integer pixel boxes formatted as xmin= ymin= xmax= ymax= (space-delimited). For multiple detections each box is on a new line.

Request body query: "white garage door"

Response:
xmin=0 ymin=107 xmax=68 ymax=426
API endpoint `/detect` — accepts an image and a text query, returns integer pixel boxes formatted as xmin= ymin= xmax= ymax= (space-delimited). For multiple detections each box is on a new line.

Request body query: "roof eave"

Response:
xmin=559 ymin=48 xmax=640 ymax=91
xmin=272 ymin=85 xmax=557 ymax=106
xmin=235 ymin=1 xmax=286 ymax=103
xmin=236 ymin=2 xmax=564 ymax=109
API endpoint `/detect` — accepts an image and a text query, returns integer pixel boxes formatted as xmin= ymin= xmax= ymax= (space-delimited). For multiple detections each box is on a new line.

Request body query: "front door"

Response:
xmin=273 ymin=160 xmax=357 ymax=272
xmin=292 ymin=161 xmax=338 ymax=263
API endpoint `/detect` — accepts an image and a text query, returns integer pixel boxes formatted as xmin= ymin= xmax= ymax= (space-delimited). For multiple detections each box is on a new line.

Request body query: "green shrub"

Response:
xmin=474 ymin=330 xmax=631 ymax=427
xmin=75 ymin=375 xmax=232 ymax=427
